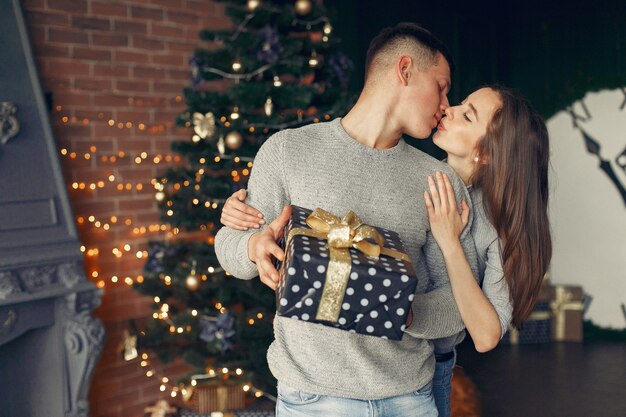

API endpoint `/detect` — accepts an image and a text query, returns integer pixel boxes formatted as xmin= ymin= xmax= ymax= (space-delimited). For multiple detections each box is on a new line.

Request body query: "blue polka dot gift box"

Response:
xmin=275 ymin=206 xmax=418 ymax=340
xmin=501 ymin=301 xmax=552 ymax=345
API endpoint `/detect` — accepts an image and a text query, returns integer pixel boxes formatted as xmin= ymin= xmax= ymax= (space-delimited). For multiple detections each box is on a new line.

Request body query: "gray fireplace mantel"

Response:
xmin=0 ymin=1 xmax=104 ymax=416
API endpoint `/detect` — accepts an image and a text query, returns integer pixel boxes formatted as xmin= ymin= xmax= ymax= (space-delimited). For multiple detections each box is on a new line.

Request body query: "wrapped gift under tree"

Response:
xmin=502 ymin=301 xmax=552 ymax=345
xmin=550 ymin=285 xmax=585 ymax=342
xmin=276 ymin=206 xmax=418 ymax=340
xmin=501 ymin=277 xmax=554 ymax=345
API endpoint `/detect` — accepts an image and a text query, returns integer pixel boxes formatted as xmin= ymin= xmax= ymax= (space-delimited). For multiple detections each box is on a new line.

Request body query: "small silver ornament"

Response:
xmin=264 ymin=97 xmax=273 ymax=117
xmin=217 ymin=135 xmax=226 ymax=156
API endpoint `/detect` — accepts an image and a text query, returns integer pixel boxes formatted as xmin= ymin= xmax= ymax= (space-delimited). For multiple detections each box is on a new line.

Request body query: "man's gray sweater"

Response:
xmin=214 ymin=118 xmax=478 ymax=399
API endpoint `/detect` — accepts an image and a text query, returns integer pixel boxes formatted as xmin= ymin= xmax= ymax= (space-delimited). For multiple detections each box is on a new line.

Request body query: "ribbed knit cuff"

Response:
xmin=234 ymin=231 xmax=259 ymax=280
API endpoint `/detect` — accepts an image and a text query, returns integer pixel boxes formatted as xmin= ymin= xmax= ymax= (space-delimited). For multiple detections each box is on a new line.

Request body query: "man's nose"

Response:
xmin=438 ymin=97 xmax=450 ymax=117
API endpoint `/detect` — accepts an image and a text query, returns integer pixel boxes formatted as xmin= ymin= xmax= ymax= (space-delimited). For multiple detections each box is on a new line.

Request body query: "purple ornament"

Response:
xmin=254 ymin=26 xmax=283 ymax=64
xmin=189 ymin=55 xmax=204 ymax=87
xmin=329 ymin=53 xmax=354 ymax=88
xmin=199 ymin=312 xmax=236 ymax=354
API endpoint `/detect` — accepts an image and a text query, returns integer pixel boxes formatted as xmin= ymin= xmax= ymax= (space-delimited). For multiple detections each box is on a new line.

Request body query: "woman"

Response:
xmin=219 ymin=86 xmax=552 ymax=417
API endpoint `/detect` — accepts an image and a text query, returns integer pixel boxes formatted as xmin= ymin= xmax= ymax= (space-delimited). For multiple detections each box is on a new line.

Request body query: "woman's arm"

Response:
xmin=425 ymin=172 xmax=503 ymax=352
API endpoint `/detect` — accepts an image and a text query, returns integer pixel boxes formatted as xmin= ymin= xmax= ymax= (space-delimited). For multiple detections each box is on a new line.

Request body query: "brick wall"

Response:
xmin=21 ymin=1 xmax=229 ymax=416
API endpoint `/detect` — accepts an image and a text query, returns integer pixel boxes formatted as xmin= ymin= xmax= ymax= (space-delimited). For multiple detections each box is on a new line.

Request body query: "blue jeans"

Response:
xmin=276 ymin=381 xmax=438 ymax=417
xmin=432 ymin=350 xmax=456 ymax=417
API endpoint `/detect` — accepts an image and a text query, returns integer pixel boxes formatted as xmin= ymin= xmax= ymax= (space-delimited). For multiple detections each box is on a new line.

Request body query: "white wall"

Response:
xmin=547 ymin=88 xmax=626 ymax=329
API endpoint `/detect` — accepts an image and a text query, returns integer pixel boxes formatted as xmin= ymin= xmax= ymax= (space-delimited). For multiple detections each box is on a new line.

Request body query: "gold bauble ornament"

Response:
xmin=294 ymin=0 xmax=312 ymax=15
xmin=225 ymin=131 xmax=243 ymax=150
xmin=185 ymin=273 xmax=199 ymax=291
xmin=247 ymin=0 xmax=261 ymax=11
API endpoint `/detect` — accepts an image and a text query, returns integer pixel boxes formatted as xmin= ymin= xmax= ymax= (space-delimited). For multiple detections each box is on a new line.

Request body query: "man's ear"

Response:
xmin=397 ymin=56 xmax=412 ymax=86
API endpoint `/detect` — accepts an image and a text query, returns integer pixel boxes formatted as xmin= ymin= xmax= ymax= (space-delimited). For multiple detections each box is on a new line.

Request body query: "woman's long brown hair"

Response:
xmin=471 ymin=86 xmax=552 ymax=329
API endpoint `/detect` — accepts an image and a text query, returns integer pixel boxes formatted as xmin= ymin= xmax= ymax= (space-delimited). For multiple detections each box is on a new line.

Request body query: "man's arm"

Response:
xmin=405 ymin=167 xmax=480 ymax=339
xmin=214 ymin=131 xmax=290 ymax=280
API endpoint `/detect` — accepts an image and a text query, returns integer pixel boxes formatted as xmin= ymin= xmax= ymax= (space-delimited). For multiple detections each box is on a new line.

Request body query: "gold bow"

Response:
xmin=550 ymin=286 xmax=584 ymax=341
xmin=286 ymin=208 xmax=411 ymax=322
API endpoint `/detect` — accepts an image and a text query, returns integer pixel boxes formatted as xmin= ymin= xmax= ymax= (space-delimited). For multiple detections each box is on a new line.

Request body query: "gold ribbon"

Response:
xmin=550 ymin=286 xmax=584 ymax=341
xmin=286 ymin=208 xmax=411 ymax=322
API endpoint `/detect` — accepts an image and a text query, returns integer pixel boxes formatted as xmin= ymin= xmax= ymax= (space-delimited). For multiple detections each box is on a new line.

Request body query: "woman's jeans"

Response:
xmin=432 ymin=349 xmax=457 ymax=417
xmin=276 ymin=381 xmax=438 ymax=417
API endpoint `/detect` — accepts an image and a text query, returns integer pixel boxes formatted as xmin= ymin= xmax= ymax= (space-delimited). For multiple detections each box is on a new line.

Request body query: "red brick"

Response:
xmin=73 ymin=110 xmax=114 ymax=123
xmin=167 ymin=68 xmax=189 ymax=81
xmin=71 ymin=16 xmax=111 ymax=31
xmin=49 ymin=28 xmax=89 ymax=44
xmin=132 ymin=66 xmax=166 ymax=79
xmin=92 ymin=2 xmax=129 ymax=18
xmin=25 ymin=11 xmax=69 ymax=27
xmin=22 ymin=0 xmax=46 ymax=9
xmin=73 ymin=47 xmax=113 ymax=62
xmin=57 ymin=124 xmax=92 ymax=139
xmin=183 ymin=0 xmax=210 ymax=12
xmin=132 ymin=96 xmax=167 ymax=107
xmin=114 ymin=50 xmax=150 ymax=65
xmin=117 ymin=167 xmax=154 ymax=182
xmin=151 ymin=53 xmax=185 ymax=67
xmin=93 ymin=63 xmax=129 ymax=77
xmin=166 ymin=10 xmax=198 ymax=25
xmin=151 ymin=0 xmax=184 ymax=8
xmin=47 ymin=59 xmax=91 ymax=76
xmin=35 ymin=44 xmax=71 ymax=58
xmin=136 ymin=212 xmax=160 ymax=224
xmin=131 ymin=35 xmax=165 ymax=50
xmin=93 ymin=94 xmax=133 ymax=107
xmin=153 ymin=81 xmax=182 ymax=93
xmin=53 ymin=91 xmax=92 ymax=107
xmin=113 ymin=20 xmax=147 ymax=35
xmin=150 ymin=23 xmax=184 ymax=39
xmin=131 ymin=6 xmax=164 ymax=21
xmin=118 ymin=197 xmax=155 ymax=213
xmin=48 ymin=0 xmax=87 ymax=13
xmin=115 ymin=110 xmax=151 ymax=121
xmin=92 ymin=33 xmax=129 ymax=47
xmin=74 ymin=77 xmax=113 ymax=92
xmin=115 ymin=79 xmax=151 ymax=93
xmin=28 ymin=28 xmax=48 ymax=47
xmin=165 ymin=40 xmax=192 ymax=52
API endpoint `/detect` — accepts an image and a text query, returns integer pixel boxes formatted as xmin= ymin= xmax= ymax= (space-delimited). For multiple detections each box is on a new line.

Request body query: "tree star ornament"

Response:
xmin=225 ymin=131 xmax=243 ymax=150
xmin=192 ymin=112 xmax=216 ymax=139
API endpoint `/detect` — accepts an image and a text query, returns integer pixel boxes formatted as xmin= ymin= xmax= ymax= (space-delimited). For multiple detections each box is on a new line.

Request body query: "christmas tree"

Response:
xmin=131 ymin=0 xmax=354 ymax=401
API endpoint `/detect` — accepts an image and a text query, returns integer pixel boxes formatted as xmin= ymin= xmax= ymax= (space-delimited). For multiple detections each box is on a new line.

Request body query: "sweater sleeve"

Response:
xmin=214 ymin=131 xmax=290 ymax=280
xmin=404 ymin=169 xmax=480 ymax=339
xmin=481 ymin=237 xmax=513 ymax=338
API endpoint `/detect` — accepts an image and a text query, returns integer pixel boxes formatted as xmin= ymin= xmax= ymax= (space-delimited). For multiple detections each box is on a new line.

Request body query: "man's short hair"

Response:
xmin=364 ymin=23 xmax=454 ymax=82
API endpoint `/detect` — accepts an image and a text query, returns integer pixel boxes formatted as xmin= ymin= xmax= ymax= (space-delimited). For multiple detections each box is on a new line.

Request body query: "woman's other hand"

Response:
xmin=424 ymin=171 xmax=470 ymax=253
xmin=220 ymin=189 xmax=265 ymax=230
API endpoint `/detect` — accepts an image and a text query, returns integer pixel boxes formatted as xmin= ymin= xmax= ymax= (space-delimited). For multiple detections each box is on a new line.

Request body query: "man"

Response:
xmin=215 ymin=23 xmax=476 ymax=417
